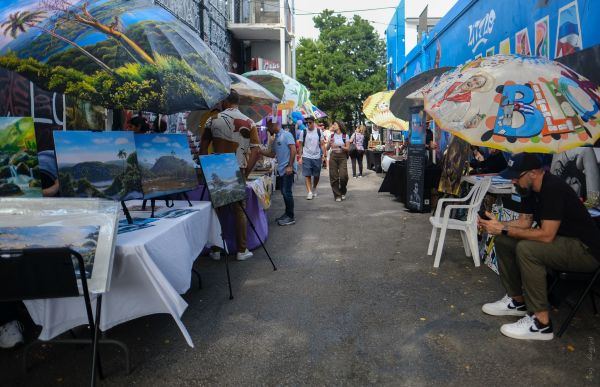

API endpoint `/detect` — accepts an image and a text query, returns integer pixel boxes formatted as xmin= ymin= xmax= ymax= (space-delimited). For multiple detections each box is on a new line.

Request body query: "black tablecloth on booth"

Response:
xmin=366 ymin=150 xmax=383 ymax=172
xmin=379 ymin=161 xmax=442 ymax=210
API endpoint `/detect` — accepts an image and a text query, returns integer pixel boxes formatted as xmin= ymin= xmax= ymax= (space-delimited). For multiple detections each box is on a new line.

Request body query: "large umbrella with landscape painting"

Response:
xmin=242 ymin=70 xmax=311 ymax=110
xmin=0 ymin=0 xmax=230 ymax=114
xmin=411 ymin=55 xmax=600 ymax=154
xmin=229 ymin=72 xmax=279 ymax=123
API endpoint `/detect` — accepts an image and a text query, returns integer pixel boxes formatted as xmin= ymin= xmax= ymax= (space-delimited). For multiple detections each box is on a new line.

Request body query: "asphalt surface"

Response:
xmin=2 ymin=161 xmax=600 ymax=386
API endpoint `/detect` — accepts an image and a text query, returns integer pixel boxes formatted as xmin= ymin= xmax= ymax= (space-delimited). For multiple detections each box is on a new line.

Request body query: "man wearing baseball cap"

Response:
xmin=478 ymin=153 xmax=600 ymax=341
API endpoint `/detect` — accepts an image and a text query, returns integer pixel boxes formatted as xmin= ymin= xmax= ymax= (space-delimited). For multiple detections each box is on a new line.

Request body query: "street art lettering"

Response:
xmin=535 ymin=16 xmax=550 ymax=58
xmin=515 ymin=28 xmax=532 ymax=56
xmin=555 ymin=1 xmax=583 ymax=58
xmin=468 ymin=9 xmax=496 ymax=53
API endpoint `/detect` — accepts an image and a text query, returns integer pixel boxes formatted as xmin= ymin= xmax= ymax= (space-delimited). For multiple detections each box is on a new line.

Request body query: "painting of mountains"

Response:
xmin=135 ymin=134 xmax=199 ymax=199
xmin=199 ymin=153 xmax=246 ymax=208
xmin=0 ymin=225 xmax=101 ymax=279
xmin=53 ymin=131 xmax=143 ymax=200
xmin=0 ymin=117 xmax=42 ymax=197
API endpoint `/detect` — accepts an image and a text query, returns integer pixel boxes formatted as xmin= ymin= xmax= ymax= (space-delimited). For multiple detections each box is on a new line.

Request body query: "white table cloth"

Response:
xmin=24 ymin=201 xmax=221 ymax=347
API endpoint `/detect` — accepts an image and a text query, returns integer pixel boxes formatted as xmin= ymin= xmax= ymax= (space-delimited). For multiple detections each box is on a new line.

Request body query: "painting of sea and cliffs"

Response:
xmin=0 ymin=117 xmax=41 ymax=197
xmin=135 ymin=134 xmax=198 ymax=199
xmin=199 ymin=153 xmax=246 ymax=208
xmin=0 ymin=225 xmax=100 ymax=279
xmin=53 ymin=131 xmax=142 ymax=201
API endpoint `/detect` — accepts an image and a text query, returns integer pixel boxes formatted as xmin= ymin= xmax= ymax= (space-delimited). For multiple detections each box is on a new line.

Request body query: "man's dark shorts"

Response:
xmin=302 ymin=157 xmax=322 ymax=177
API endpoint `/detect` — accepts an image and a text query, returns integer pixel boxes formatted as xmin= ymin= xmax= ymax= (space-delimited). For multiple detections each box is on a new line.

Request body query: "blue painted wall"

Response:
xmin=387 ymin=0 xmax=600 ymax=89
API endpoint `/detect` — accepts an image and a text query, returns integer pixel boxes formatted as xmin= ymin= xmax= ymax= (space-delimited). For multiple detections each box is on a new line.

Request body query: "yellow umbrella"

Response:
xmin=363 ymin=91 xmax=409 ymax=131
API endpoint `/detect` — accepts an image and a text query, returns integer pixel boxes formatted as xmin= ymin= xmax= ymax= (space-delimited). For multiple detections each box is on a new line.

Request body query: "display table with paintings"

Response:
xmin=23 ymin=201 xmax=222 ymax=348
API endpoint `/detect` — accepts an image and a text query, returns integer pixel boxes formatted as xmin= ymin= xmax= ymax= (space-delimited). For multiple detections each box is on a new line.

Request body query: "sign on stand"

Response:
xmin=406 ymin=106 xmax=427 ymax=212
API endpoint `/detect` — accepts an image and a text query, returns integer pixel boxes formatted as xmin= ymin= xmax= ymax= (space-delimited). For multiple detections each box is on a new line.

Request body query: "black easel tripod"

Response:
xmin=202 ymin=184 xmax=277 ymax=300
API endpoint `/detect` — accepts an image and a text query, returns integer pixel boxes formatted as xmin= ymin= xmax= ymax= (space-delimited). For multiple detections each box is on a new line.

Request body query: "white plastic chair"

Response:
xmin=427 ymin=177 xmax=492 ymax=268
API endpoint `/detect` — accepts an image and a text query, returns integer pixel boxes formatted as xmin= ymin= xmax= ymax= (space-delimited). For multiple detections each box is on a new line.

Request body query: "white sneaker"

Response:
xmin=500 ymin=315 xmax=554 ymax=341
xmin=341 ymin=195 xmax=346 ymax=200
xmin=0 ymin=320 xmax=24 ymax=349
xmin=209 ymin=250 xmax=221 ymax=261
xmin=482 ymin=295 xmax=527 ymax=316
xmin=312 ymin=190 xmax=318 ymax=198
xmin=236 ymin=249 xmax=253 ymax=261
xmin=335 ymin=198 xmax=342 ymax=202
xmin=306 ymin=192 xmax=313 ymax=200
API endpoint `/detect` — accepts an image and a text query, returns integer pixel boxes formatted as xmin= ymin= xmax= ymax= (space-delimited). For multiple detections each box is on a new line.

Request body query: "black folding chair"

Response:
xmin=548 ymin=266 xmax=600 ymax=337
xmin=0 ymin=248 xmax=102 ymax=387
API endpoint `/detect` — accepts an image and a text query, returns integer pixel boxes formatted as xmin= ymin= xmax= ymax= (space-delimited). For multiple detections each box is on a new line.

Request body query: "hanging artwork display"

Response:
xmin=53 ymin=131 xmax=142 ymax=201
xmin=199 ymin=153 xmax=246 ymax=208
xmin=0 ymin=117 xmax=41 ymax=197
xmin=134 ymin=134 xmax=199 ymax=199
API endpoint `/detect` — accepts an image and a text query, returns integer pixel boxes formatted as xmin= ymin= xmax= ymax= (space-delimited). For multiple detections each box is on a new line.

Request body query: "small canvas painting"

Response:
xmin=499 ymin=38 xmax=511 ymax=55
xmin=0 ymin=117 xmax=41 ymax=197
xmin=199 ymin=153 xmax=246 ymax=208
xmin=0 ymin=225 xmax=100 ymax=279
xmin=135 ymin=134 xmax=199 ymax=199
xmin=54 ymin=131 xmax=142 ymax=201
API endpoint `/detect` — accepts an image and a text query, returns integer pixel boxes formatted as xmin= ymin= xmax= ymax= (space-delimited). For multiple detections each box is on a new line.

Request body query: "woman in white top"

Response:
xmin=322 ymin=124 xmax=332 ymax=169
xmin=326 ymin=121 xmax=350 ymax=201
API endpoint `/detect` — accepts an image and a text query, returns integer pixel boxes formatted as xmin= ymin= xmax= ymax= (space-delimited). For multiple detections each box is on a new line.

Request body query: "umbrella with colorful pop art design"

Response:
xmin=419 ymin=55 xmax=600 ymax=153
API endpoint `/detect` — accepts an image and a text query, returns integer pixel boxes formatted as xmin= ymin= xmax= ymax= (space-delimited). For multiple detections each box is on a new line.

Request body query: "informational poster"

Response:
xmin=406 ymin=144 xmax=427 ymax=212
xmin=406 ymin=106 xmax=427 ymax=212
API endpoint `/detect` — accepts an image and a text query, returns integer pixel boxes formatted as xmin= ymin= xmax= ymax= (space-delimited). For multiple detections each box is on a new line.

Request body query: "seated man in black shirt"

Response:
xmin=478 ymin=153 xmax=600 ymax=341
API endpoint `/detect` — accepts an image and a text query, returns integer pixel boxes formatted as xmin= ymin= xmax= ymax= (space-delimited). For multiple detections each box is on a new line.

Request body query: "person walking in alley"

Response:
xmin=299 ymin=116 xmax=326 ymax=200
xmin=349 ymin=125 xmax=366 ymax=178
xmin=261 ymin=119 xmax=297 ymax=225
xmin=327 ymin=121 xmax=349 ymax=202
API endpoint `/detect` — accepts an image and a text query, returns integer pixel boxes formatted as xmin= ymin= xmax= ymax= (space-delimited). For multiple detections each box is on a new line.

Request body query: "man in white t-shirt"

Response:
xmin=299 ymin=117 xmax=326 ymax=200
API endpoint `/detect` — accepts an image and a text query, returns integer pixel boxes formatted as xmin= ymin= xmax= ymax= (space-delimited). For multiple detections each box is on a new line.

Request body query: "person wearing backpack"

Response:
xmin=299 ymin=116 xmax=326 ymax=200
xmin=327 ymin=121 xmax=350 ymax=201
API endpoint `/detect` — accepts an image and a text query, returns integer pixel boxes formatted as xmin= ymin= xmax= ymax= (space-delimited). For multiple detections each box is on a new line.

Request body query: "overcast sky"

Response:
xmin=294 ymin=0 xmax=458 ymax=55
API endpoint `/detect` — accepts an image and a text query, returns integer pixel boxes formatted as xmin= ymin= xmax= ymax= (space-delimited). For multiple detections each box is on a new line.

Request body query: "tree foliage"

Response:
xmin=296 ymin=11 xmax=386 ymax=126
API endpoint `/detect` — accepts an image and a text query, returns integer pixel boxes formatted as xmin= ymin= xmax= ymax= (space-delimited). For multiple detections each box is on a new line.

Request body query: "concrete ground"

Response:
xmin=1 ymin=161 xmax=600 ymax=386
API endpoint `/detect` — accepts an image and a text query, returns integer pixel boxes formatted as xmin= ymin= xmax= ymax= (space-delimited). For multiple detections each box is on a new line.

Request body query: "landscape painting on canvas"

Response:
xmin=0 ymin=117 xmax=41 ymax=197
xmin=135 ymin=134 xmax=199 ymax=199
xmin=54 ymin=131 xmax=142 ymax=201
xmin=199 ymin=153 xmax=246 ymax=208
xmin=0 ymin=225 xmax=100 ymax=279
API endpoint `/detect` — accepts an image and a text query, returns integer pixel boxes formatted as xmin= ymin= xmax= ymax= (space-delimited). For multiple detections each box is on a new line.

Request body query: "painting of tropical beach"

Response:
xmin=0 ymin=117 xmax=41 ymax=197
xmin=199 ymin=153 xmax=246 ymax=208
xmin=135 ymin=134 xmax=199 ymax=199
xmin=0 ymin=225 xmax=101 ymax=279
xmin=54 ymin=131 xmax=143 ymax=201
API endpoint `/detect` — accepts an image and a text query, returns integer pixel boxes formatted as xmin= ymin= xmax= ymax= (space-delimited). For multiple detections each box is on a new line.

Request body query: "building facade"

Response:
xmin=157 ymin=0 xmax=295 ymax=76
xmin=386 ymin=0 xmax=600 ymax=89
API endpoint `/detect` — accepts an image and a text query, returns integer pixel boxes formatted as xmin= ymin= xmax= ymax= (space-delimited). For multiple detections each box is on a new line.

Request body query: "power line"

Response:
xmin=295 ymin=6 xmax=397 ymax=16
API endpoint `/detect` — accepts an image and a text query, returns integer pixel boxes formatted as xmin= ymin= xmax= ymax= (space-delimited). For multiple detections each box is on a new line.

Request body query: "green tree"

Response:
xmin=117 ymin=149 xmax=127 ymax=171
xmin=296 ymin=11 xmax=386 ymax=126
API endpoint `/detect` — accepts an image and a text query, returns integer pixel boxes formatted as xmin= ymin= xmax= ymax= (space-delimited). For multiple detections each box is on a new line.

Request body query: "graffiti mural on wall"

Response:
xmin=389 ymin=0 xmax=600 ymax=89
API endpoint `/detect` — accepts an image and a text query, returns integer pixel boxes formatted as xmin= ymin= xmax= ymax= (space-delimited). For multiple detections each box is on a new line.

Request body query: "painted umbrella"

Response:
xmin=242 ymin=70 xmax=310 ymax=109
xmin=0 ymin=0 xmax=230 ymax=114
xmin=418 ymin=55 xmax=600 ymax=153
xmin=299 ymin=100 xmax=327 ymax=119
xmin=363 ymin=91 xmax=409 ymax=131
xmin=229 ymin=73 xmax=280 ymax=123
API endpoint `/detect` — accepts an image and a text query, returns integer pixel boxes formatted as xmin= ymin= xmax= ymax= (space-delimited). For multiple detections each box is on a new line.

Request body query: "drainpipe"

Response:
xmin=291 ymin=0 xmax=296 ymax=78
xmin=280 ymin=0 xmax=286 ymax=75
